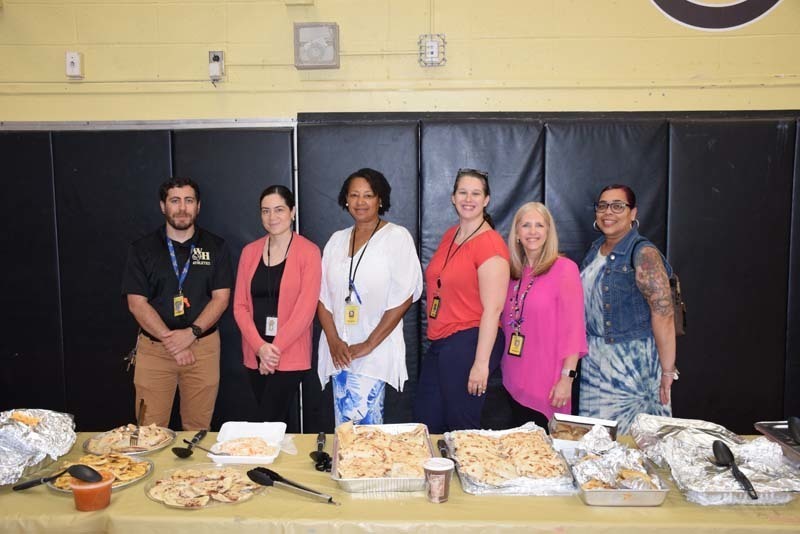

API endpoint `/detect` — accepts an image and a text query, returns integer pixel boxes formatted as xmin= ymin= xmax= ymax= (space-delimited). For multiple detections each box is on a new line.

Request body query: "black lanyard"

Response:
xmin=435 ymin=220 xmax=485 ymax=290
xmin=265 ymin=232 xmax=293 ymax=297
xmin=347 ymin=219 xmax=381 ymax=303
xmin=507 ymin=266 xmax=536 ymax=333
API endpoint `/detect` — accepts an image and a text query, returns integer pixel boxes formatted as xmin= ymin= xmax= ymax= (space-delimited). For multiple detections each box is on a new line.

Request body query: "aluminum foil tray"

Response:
xmin=331 ymin=423 xmax=433 ymax=493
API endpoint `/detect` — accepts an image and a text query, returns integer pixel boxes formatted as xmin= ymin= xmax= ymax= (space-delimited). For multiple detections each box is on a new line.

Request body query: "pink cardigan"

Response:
xmin=233 ymin=233 xmax=321 ymax=371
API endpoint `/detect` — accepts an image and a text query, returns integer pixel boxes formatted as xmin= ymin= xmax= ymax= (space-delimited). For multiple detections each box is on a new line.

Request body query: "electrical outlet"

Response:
xmin=65 ymin=51 xmax=83 ymax=79
xmin=208 ymin=50 xmax=224 ymax=81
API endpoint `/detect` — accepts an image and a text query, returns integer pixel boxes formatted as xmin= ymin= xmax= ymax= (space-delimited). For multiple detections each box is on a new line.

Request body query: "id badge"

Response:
xmin=265 ymin=316 xmax=278 ymax=337
xmin=173 ymin=294 xmax=185 ymax=317
xmin=508 ymin=333 xmax=525 ymax=356
xmin=344 ymin=304 xmax=360 ymax=325
xmin=429 ymin=296 xmax=441 ymax=319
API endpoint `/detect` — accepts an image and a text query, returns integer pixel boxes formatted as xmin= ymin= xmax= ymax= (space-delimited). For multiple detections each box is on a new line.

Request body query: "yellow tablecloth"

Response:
xmin=1 ymin=432 xmax=799 ymax=533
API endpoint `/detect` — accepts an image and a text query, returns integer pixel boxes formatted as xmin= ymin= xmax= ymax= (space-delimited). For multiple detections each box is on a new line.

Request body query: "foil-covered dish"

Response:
xmin=565 ymin=425 xmax=668 ymax=506
xmin=442 ymin=423 xmax=575 ymax=496
xmin=631 ymin=414 xmax=800 ymax=505
xmin=0 ymin=409 xmax=76 ymax=486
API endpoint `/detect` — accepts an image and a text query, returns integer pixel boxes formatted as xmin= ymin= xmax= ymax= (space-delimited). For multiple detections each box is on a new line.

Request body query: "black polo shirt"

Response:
xmin=122 ymin=225 xmax=233 ymax=331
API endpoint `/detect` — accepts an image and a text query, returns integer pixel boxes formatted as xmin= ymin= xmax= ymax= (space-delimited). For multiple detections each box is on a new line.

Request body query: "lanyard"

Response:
xmin=507 ymin=266 xmax=536 ymax=333
xmin=265 ymin=232 xmax=293 ymax=297
xmin=347 ymin=219 xmax=381 ymax=304
xmin=166 ymin=238 xmax=194 ymax=294
xmin=435 ymin=220 xmax=485 ymax=290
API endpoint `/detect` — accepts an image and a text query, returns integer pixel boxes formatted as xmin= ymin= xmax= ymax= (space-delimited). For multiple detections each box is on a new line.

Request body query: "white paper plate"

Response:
xmin=207 ymin=421 xmax=286 ymax=465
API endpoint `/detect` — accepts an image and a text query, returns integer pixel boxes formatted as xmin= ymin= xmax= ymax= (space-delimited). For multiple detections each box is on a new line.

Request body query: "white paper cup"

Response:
xmin=423 ymin=457 xmax=454 ymax=503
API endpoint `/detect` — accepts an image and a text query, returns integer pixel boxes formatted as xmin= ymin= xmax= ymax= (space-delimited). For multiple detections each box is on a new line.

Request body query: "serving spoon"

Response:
xmin=13 ymin=464 xmax=102 ymax=491
xmin=181 ymin=439 xmax=230 ymax=456
xmin=171 ymin=430 xmax=208 ymax=458
xmin=712 ymin=440 xmax=758 ymax=500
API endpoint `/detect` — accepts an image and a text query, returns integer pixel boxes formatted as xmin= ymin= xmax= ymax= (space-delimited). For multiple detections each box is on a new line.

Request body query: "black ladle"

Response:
xmin=308 ymin=432 xmax=332 ymax=472
xmin=13 ymin=464 xmax=102 ymax=491
xmin=246 ymin=467 xmax=339 ymax=505
xmin=712 ymin=440 xmax=758 ymax=500
xmin=171 ymin=430 xmax=208 ymax=458
xmin=788 ymin=416 xmax=800 ymax=444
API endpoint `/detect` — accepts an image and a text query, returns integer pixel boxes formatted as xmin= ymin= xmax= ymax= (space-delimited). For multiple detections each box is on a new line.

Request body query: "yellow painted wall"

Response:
xmin=0 ymin=0 xmax=798 ymax=121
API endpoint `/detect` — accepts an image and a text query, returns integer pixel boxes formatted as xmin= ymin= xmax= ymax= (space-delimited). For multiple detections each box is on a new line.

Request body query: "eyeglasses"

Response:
xmin=594 ymin=201 xmax=631 ymax=214
xmin=457 ymin=168 xmax=489 ymax=180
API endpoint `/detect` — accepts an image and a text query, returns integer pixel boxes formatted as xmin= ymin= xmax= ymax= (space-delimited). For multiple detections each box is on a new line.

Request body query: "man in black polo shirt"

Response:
xmin=122 ymin=177 xmax=232 ymax=430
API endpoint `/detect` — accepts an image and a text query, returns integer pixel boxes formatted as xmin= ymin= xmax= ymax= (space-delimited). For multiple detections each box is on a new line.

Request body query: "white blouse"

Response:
xmin=317 ymin=222 xmax=423 ymax=391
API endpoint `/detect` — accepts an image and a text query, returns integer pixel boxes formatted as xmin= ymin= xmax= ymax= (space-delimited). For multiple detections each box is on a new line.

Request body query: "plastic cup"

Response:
xmin=423 ymin=457 xmax=454 ymax=503
xmin=70 ymin=470 xmax=114 ymax=511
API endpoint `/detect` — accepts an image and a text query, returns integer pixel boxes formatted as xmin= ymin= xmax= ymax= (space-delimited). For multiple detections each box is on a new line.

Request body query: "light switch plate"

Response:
xmin=65 ymin=51 xmax=83 ymax=79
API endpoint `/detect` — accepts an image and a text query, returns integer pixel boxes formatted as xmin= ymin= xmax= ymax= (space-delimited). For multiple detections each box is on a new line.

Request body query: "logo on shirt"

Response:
xmin=192 ymin=247 xmax=212 ymax=266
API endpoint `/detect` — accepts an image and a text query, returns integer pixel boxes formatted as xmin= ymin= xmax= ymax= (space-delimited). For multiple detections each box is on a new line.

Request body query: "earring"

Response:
xmin=631 ymin=219 xmax=640 ymax=229
xmin=345 ymin=203 xmax=349 ymax=207
xmin=593 ymin=221 xmax=601 ymax=232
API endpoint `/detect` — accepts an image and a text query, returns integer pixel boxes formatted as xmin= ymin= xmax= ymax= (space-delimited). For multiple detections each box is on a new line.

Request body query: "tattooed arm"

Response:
xmin=634 ymin=246 xmax=676 ymax=405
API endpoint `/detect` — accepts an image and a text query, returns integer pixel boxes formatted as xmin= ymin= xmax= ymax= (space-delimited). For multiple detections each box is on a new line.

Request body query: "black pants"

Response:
xmin=507 ymin=391 xmax=550 ymax=432
xmin=248 ymin=369 xmax=306 ymax=430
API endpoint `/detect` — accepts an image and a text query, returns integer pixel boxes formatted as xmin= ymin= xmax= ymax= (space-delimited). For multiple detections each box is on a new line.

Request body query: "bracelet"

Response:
xmin=661 ymin=367 xmax=680 ymax=380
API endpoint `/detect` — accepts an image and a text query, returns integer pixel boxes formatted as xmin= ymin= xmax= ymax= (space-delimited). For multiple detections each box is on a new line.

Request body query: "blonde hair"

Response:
xmin=507 ymin=202 xmax=560 ymax=280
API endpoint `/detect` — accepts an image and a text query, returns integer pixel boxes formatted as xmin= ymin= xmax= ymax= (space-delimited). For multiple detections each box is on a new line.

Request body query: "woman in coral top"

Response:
xmin=233 ymin=185 xmax=321 ymax=430
xmin=414 ymin=168 xmax=510 ymax=433
xmin=501 ymin=202 xmax=587 ymax=429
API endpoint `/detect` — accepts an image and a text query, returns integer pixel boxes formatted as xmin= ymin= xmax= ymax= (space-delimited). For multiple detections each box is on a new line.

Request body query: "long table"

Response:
xmin=1 ymin=432 xmax=799 ymax=533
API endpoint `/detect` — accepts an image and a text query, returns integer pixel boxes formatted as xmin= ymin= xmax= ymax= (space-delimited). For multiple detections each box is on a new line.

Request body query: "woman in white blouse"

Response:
xmin=317 ymin=168 xmax=423 ymax=426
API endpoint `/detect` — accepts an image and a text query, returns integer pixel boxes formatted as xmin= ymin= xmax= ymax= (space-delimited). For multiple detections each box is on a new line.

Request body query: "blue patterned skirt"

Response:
xmin=332 ymin=370 xmax=386 ymax=427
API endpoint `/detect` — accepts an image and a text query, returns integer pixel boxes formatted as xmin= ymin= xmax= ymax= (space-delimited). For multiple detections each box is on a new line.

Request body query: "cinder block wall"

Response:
xmin=0 ymin=0 xmax=798 ymax=119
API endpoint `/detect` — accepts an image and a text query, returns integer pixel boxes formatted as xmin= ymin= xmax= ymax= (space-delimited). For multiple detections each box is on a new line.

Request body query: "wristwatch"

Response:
xmin=190 ymin=324 xmax=203 ymax=338
xmin=561 ymin=368 xmax=577 ymax=378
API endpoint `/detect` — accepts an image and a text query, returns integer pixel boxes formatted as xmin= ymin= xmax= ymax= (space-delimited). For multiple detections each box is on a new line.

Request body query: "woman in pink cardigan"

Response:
xmin=233 ymin=185 xmax=321 ymax=429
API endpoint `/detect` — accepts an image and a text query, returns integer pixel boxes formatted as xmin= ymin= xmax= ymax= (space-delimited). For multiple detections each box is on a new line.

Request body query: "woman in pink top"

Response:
xmin=233 ymin=185 xmax=321 ymax=430
xmin=501 ymin=202 xmax=587 ymax=428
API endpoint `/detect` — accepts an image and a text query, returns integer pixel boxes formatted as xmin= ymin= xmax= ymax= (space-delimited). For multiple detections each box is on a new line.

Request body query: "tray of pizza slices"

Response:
xmin=442 ymin=423 xmax=576 ymax=496
xmin=331 ymin=422 xmax=434 ymax=493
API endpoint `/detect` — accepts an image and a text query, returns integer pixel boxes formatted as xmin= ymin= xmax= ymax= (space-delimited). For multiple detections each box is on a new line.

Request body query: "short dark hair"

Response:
xmin=337 ymin=168 xmax=391 ymax=215
xmin=598 ymin=184 xmax=637 ymax=208
xmin=453 ymin=168 xmax=495 ymax=228
xmin=159 ymin=177 xmax=200 ymax=203
xmin=259 ymin=184 xmax=295 ymax=209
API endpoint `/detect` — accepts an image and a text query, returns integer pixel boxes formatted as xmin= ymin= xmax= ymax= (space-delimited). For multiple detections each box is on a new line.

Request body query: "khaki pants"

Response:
xmin=133 ymin=331 xmax=220 ymax=430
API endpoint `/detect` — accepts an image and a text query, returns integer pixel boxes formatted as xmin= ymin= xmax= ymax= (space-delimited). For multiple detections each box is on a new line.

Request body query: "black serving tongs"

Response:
xmin=247 ymin=467 xmax=339 ymax=505
xmin=712 ymin=440 xmax=758 ymax=500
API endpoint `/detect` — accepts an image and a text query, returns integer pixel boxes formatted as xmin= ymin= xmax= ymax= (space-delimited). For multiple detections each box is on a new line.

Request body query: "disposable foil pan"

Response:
xmin=754 ymin=421 xmax=800 ymax=465
xmin=576 ymin=464 xmax=668 ymax=506
xmin=331 ymin=423 xmax=433 ymax=493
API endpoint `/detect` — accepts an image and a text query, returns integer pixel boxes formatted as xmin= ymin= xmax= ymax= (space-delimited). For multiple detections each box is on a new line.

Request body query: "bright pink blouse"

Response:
xmin=500 ymin=256 xmax=588 ymax=419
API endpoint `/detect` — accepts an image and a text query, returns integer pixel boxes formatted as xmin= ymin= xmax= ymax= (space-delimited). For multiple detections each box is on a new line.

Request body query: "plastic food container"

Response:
xmin=207 ymin=421 xmax=286 ymax=465
xmin=70 ymin=470 xmax=114 ymax=511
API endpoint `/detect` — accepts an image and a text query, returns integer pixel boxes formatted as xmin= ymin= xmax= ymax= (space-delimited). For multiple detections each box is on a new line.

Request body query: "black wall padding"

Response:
xmin=545 ymin=120 xmax=670 ymax=264
xmin=0 ymin=133 xmax=64 ymax=411
xmin=668 ymin=119 xmax=796 ymax=433
xmin=52 ymin=131 xmax=172 ymax=430
xmin=419 ymin=119 xmax=545 ymax=429
xmin=172 ymin=129 xmax=294 ymax=430
xmin=786 ymin=121 xmax=800 ymax=417
xmin=297 ymin=121 xmax=420 ymax=432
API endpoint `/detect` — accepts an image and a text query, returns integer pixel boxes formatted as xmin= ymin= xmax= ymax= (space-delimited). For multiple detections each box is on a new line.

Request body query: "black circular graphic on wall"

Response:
xmin=651 ymin=0 xmax=783 ymax=31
